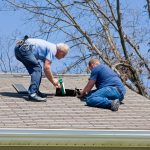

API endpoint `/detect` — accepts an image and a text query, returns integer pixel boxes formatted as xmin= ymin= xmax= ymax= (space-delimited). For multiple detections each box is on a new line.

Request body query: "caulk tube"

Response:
xmin=58 ymin=76 xmax=66 ymax=95
xmin=61 ymin=81 xmax=66 ymax=95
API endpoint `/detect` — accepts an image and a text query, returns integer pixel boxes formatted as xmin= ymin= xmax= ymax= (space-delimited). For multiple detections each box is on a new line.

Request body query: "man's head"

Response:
xmin=55 ymin=43 xmax=69 ymax=59
xmin=88 ymin=59 xmax=100 ymax=70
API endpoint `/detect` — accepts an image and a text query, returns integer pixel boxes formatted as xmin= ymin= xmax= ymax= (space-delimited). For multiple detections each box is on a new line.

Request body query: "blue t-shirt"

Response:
xmin=26 ymin=38 xmax=57 ymax=62
xmin=90 ymin=64 xmax=126 ymax=95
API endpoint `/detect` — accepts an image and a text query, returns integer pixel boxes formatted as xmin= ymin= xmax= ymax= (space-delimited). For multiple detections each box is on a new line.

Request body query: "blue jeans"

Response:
xmin=15 ymin=44 xmax=42 ymax=95
xmin=85 ymin=87 xmax=124 ymax=109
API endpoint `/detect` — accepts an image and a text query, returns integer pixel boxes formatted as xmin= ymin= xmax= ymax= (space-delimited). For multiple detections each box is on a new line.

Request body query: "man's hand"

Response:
xmin=77 ymin=80 xmax=95 ymax=98
xmin=44 ymin=59 xmax=61 ymax=87
xmin=53 ymin=78 xmax=61 ymax=88
xmin=77 ymin=89 xmax=84 ymax=98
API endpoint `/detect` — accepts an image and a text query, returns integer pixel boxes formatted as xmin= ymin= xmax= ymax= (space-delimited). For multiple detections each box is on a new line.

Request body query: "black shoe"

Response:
xmin=28 ymin=93 xmax=47 ymax=102
xmin=111 ymin=99 xmax=120 ymax=111
xmin=37 ymin=91 xmax=47 ymax=98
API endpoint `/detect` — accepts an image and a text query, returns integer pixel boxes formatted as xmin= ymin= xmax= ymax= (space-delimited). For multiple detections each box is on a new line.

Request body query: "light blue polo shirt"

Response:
xmin=26 ymin=38 xmax=57 ymax=62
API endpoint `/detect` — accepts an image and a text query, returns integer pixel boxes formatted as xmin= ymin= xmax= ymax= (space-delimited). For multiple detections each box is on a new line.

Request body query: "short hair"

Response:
xmin=89 ymin=59 xmax=100 ymax=66
xmin=56 ymin=43 xmax=69 ymax=54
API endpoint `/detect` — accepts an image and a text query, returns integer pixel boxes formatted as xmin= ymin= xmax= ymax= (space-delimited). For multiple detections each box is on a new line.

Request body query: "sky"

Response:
xmin=0 ymin=0 xmax=148 ymax=39
xmin=0 ymin=0 xmax=149 ymax=65
xmin=0 ymin=10 xmax=38 ymax=40
xmin=0 ymin=0 xmax=149 ymax=66
xmin=0 ymin=1 xmax=149 ymax=52
xmin=0 ymin=0 xmax=149 ymax=93
xmin=0 ymin=10 xmax=25 ymax=36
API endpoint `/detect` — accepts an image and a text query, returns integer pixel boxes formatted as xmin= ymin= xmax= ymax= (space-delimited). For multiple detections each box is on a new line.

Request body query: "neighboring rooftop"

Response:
xmin=0 ymin=73 xmax=150 ymax=129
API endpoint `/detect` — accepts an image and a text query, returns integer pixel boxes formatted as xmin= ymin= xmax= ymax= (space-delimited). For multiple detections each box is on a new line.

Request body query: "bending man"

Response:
xmin=15 ymin=36 xmax=69 ymax=102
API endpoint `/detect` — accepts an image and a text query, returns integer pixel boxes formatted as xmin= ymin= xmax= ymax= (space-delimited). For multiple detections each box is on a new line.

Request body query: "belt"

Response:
xmin=16 ymin=41 xmax=32 ymax=52
xmin=16 ymin=35 xmax=29 ymax=47
xmin=16 ymin=40 xmax=25 ymax=47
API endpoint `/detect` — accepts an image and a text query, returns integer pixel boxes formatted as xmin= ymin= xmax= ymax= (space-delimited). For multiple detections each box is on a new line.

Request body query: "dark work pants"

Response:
xmin=85 ymin=87 xmax=124 ymax=109
xmin=14 ymin=44 xmax=42 ymax=95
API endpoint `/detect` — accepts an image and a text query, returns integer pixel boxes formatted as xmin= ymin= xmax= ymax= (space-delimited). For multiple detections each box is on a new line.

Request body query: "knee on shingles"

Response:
xmin=86 ymin=98 xmax=97 ymax=107
xmin=86 ymin=97 xmax=111 ymax=109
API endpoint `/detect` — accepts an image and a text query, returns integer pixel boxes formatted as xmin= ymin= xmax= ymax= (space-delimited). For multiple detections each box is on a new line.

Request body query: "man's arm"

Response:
xmin=44 ymin=59 xmax=58 ymax=86
xmin=79 ymin=80 xmax=96 ymax=97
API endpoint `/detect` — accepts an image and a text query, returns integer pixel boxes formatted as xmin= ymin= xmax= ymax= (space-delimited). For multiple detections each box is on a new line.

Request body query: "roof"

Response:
xmin=0 ymin=73 xmax=150 ymax=130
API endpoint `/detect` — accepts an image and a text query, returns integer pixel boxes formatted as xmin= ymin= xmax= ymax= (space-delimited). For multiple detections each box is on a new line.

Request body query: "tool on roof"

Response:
xmin=12 ymin=84 xmax=28 ymax=94
xmin=58 ymin=75 xmax=66 ymax=95
xmin=55 ymin=75 xmax=81 ymax=96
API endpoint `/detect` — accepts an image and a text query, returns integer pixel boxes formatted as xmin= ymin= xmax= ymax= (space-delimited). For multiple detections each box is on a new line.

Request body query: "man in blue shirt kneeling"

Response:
xmin=78 ymin=59 xmax=126 ymax=111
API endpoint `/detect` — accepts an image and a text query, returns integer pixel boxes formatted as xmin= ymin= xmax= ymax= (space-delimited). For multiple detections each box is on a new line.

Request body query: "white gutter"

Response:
xmin=0 ymin=129 xmax=149 ymax=148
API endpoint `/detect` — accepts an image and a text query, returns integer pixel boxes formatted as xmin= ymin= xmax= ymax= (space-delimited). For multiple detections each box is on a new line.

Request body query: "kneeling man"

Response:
xmin=78 ymin=59 xmax=126 ymax=111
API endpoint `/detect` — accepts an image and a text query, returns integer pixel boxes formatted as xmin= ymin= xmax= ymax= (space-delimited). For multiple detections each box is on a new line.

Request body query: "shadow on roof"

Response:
xmin=0 ymin=92 xmax=56 ymax=102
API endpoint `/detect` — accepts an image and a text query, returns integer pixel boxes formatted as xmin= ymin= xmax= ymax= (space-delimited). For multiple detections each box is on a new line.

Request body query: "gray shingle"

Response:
xmin=0 ymin=74 xmax=150 ymax=129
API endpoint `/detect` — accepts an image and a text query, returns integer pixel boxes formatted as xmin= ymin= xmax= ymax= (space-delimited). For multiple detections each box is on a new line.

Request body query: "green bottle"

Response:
xmin=59 ymin=76 xmax=66 ymax=95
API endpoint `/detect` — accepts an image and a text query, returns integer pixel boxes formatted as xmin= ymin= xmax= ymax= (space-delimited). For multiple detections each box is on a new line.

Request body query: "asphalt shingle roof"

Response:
xmin=0 ymin=74 xmax=150 ymax=129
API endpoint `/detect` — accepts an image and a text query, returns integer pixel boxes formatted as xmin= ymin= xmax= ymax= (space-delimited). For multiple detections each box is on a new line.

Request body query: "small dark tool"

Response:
xmin=75 ymin=88 xmax=81 ymax=95
xmin=23 ymin=35 xmax=29 ymax=41
xmin=12 ymin=84 xmax=28 ymax=94
xmin=55 ymin=88 xmax=81 ymax=96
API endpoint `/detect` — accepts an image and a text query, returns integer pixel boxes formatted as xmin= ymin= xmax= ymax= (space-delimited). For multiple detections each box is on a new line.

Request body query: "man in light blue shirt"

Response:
xmin=15 ymin=36 xmax=69 ymax=102
xmin=26 ymin=38 xmax=57 ymax=62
